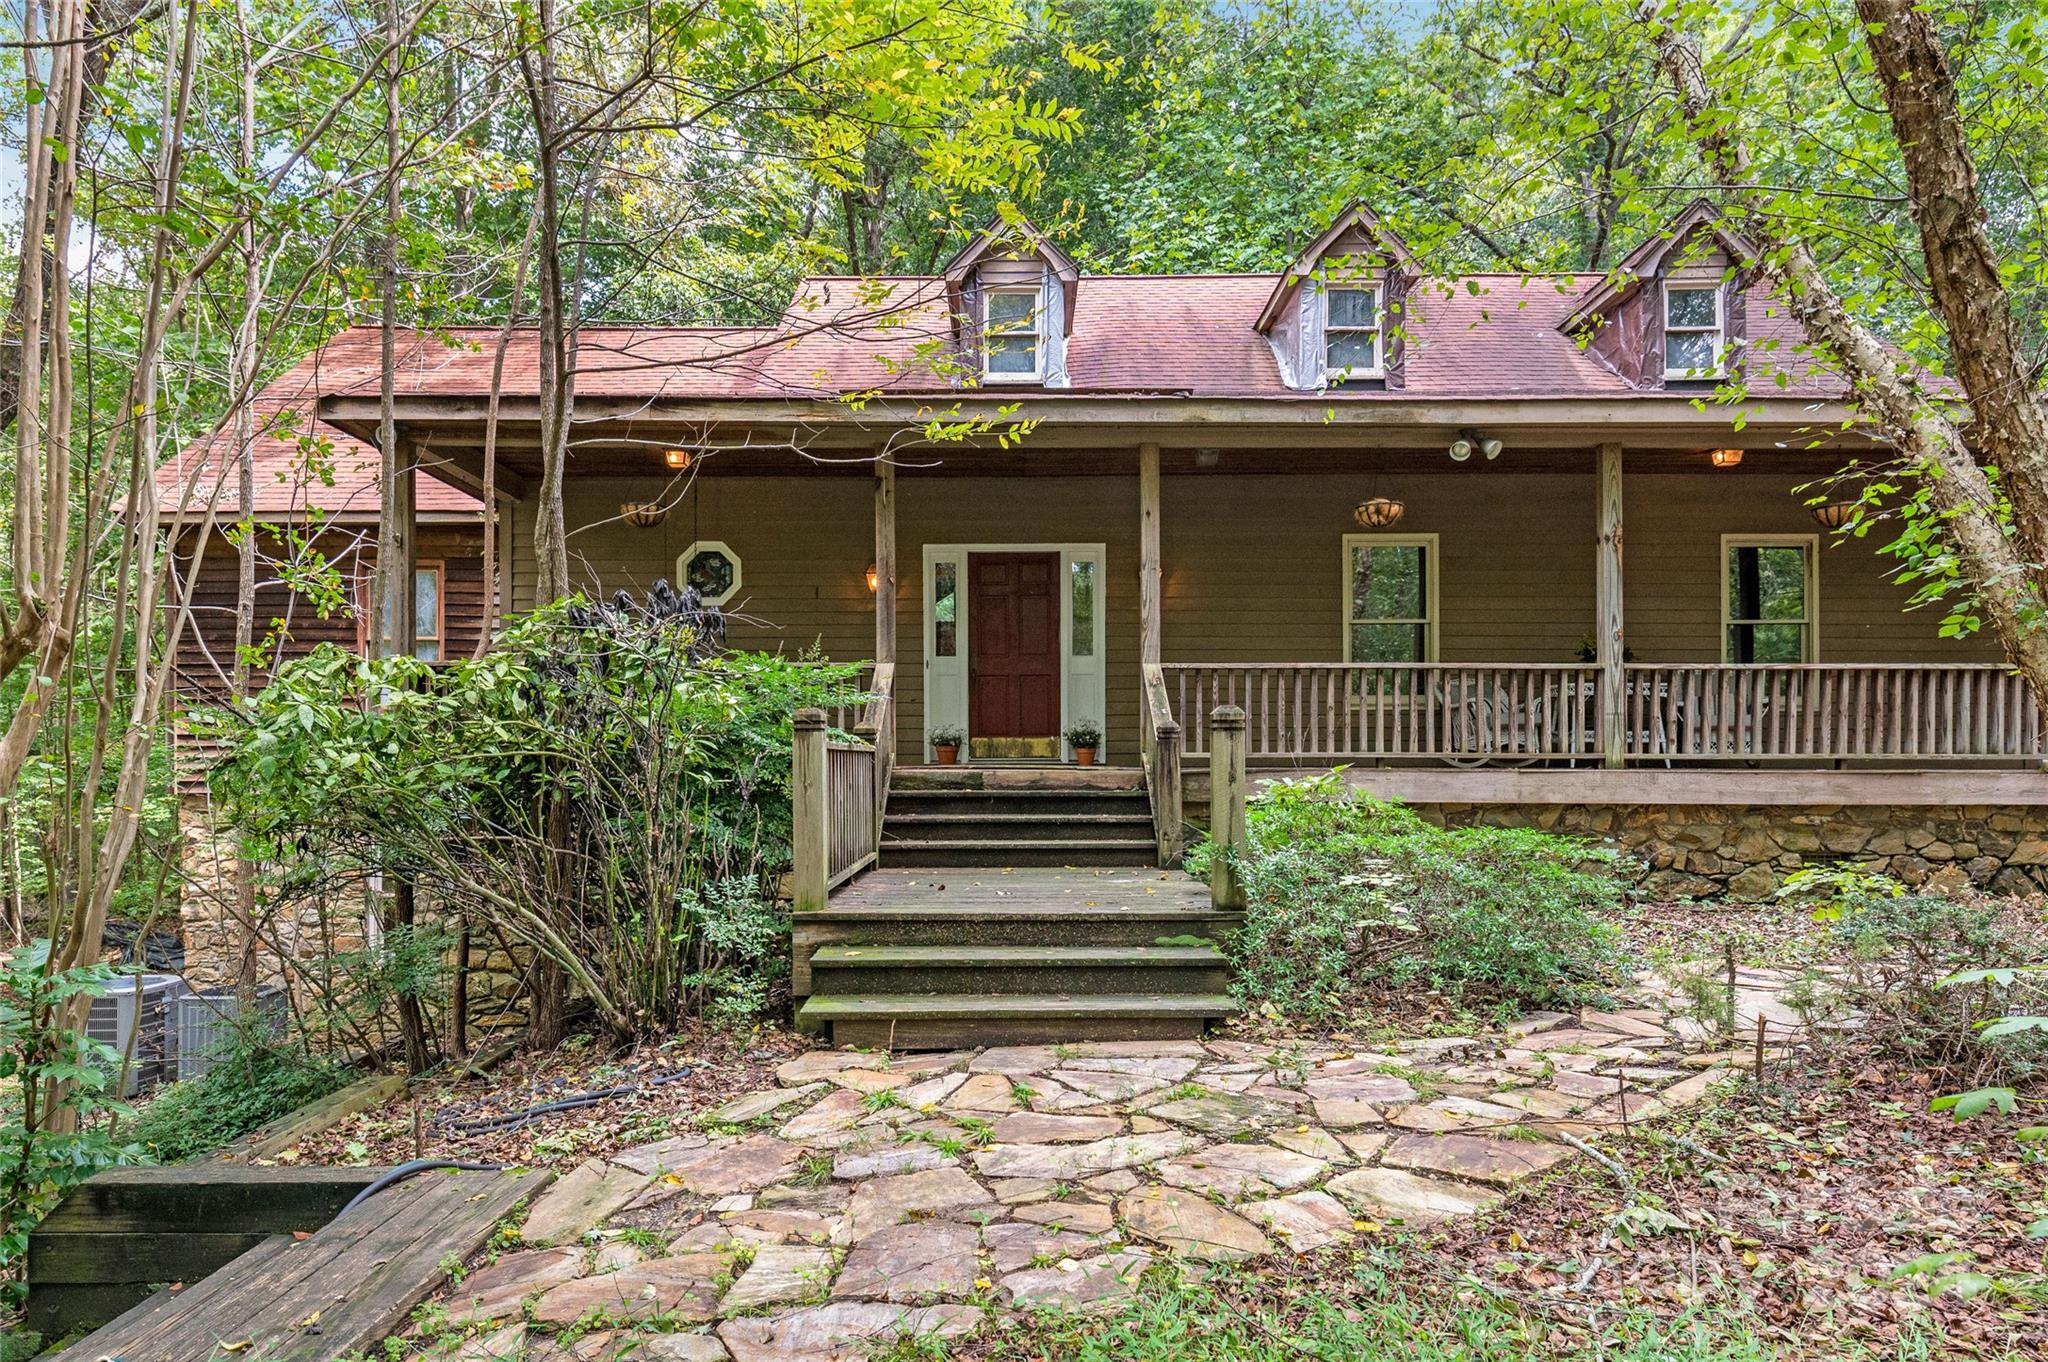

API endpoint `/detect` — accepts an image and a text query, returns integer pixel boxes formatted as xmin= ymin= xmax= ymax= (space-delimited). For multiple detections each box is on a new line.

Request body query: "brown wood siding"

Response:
xmin=172 ymin=522 xmax=487 ymax=701
xmin=505 ymin=459 xmax=1994 ymax=764
xmin=1163 ymin=473 xmax=1594 ymax=665
xmin=1623 ymin=471 xmax=1997 ymax=663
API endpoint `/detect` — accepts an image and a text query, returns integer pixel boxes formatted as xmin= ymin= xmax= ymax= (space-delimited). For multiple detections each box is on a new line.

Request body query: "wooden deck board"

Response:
xmin=823 ymin=866 xmax=1214 ymax=915
xmin=50 ymin=1168 xmax=547 ymax=1362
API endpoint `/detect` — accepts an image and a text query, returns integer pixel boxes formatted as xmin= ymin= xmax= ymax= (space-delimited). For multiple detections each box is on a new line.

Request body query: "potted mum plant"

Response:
xmin=1066 ymin=720 xmax=1102 ymax=767
xmin=930 ymin=725 xmax=964 ymax=765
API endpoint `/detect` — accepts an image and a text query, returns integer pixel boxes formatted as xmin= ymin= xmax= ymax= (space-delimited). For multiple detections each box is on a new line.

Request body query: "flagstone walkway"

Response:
xmin=430 ymin=968 xmax=1806 ymax=1362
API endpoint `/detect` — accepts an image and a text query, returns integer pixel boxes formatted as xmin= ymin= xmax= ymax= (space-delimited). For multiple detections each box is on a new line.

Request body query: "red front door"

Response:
xmin=969 ymin=552 xmax=1061 ymax=757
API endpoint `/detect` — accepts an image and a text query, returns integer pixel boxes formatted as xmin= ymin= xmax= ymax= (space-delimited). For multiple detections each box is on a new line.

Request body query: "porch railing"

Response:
xmin=1162 ymin=661 xmax=2043 ymax=765
xmin=1166 ymin=663 xmax=1599 ymax=763
xmin=791 ymin=663 xmax=894 ymax=910
xmin=1621 ymin=663 xmax=2044 ymax=761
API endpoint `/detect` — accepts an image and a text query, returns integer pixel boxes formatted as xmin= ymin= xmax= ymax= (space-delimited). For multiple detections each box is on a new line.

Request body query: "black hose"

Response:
xmin=435 ymin=1067 xmax=698 ymax=1136
xmin=341 ymin=1159 xmax=505 ymax=1214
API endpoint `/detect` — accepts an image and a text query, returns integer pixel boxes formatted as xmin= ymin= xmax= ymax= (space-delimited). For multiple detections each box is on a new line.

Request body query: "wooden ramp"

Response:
xmin=49 ymin=1166 xmax=548 ymax=1362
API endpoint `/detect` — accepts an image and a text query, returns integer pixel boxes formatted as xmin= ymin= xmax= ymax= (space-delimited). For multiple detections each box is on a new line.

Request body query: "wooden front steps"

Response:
xmin=881 ymin=774 xmax=1156 ymax=867
xmin=794 ymin=855 xmax=1240 ymax=1048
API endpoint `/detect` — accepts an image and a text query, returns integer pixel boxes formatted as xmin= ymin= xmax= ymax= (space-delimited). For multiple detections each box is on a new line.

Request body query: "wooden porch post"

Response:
xmin=373 ymin=441 xmax=419 ymax=660
xmin=1139 ymin=442 xmax=1162 ymax=665
xmin=792 ymin=708 xmax=829 ymax=912
xmin=874 ymin=459 xmax=897 ymax=666
xmin=1209 ymin=705 xmax=1247 ymax=910
xmin=1596 ymin=442 xmax=1625 ymax=768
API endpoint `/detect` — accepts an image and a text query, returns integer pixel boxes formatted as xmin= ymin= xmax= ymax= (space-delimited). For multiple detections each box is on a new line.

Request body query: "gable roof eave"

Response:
xmin=942 ymin=213 xmax=1081 ymax=336
xmin=1254 ymin=201 xmax=1421 ymax=334
xmin=1558 ymin=198 xmax=1758 ymax=336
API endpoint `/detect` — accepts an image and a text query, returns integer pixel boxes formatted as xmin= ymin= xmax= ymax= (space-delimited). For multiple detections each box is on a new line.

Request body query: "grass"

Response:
xmin=868 ymin=1256 xmax=1968 ymax=1361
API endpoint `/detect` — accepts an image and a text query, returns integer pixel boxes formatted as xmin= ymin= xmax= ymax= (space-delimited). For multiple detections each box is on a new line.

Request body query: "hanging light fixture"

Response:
xmin=1811 ymin=501 xmax=1858 ymax=530
xmin=1709 ymin=447 xmax=1744 ymax=468
xmin=1355 ymin=496 xmax=1406 ymax=529
xmin=663 ymin=448 xmax=695 ymax=470
xmin=620 ymin=501 xmax=669 ymax=528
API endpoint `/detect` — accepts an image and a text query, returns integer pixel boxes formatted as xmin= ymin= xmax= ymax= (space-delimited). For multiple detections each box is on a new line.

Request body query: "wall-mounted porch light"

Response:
xmin=664 ymin=448 xmax=694 ymax=470
xmin=1710 ymin=447 xmax=1744 ymax=468
xmin=865 ymin=562 xmax=880 ymax=593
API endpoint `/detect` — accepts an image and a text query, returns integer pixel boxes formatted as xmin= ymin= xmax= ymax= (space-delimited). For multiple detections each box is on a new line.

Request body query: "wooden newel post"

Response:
xmin=1155 ymin=718 xmax=1183 ymax=866
xmin=792 ymin=708 xmax=829 ymax=912
xmin=1209 ymin=705 xmax=1247 ymax=910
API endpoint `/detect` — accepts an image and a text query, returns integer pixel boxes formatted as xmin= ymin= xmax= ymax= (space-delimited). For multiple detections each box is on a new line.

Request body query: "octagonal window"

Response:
xmin=678 ymin=540 xmax=741 ymax=606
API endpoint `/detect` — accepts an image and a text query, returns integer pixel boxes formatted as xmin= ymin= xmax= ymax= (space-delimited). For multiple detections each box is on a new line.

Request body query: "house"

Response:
xmin=245 ymin=200 xmax=2044 ymax=1043
xmin=154 ymin=358 xmax=490 ymax=700
xmin=154 ymin=362 xmax=488 ymax=997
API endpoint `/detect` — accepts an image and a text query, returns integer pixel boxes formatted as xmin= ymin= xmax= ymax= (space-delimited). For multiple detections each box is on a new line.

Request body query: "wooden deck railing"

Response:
xmin=1162 ymin=662 xmax=2043 ymax=765
xmin=1166 ymin=663 xmax=1600 ymax=763
xmin=1620 ymin=663 xmax=2045 ymax=761
xmin=790 ymin=671 xmax=893 ymax=910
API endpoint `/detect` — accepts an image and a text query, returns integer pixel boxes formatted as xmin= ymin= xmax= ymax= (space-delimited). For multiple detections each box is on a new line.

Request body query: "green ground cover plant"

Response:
xmin=128 ymin=1021 xmax=352 ymax=1164
xmin=1187 ymin=770 xmax=1621 ymax=1020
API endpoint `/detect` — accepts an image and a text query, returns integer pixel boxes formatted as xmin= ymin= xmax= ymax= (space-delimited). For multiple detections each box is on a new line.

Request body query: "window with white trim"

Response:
xmin=1663 ymin=284 xmax=1725 ymax=377
xmin=1324 ymin=284 xmax=1382 ymax=380
xmin=1343 ymin=534 xmax=1436 ymax=662
xmin=1723 ymin=536 xmax=1815 ymax=662
xmin=984 ymin=288 xmax=1042 ymax=380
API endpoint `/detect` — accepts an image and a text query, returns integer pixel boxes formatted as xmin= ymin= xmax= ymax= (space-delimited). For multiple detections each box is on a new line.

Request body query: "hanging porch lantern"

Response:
xmin=1354 ymin=496 xmax=1406 ymax=529
xmin=663 ymin=448 xmax=695 ymax=471
xmin=1709 ymin=447 xmax=1744 ymax=468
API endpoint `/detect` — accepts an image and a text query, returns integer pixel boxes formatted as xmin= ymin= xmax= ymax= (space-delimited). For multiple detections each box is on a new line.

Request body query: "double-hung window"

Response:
xmin=1723 ymin=536 xmax=1815 ymax=663
xmin=354 ymin=561 xmax=446 ymax=661
xmin=1343 ymin=534 xmax=1436 ymax=663
xmin=1663 ymin=284 xmax=1725 ymax=377
xmin=1324 ymin=284 xmax=1382 ymax=381
xmin=984 ymin=288 xmax=1042 ymax=381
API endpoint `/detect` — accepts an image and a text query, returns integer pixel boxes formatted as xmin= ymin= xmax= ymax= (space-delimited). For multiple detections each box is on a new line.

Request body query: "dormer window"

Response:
xmin=1663 ymin=284 xmax=1725 ymax=377
xmin=1324 ymin=284 xmax=1383 ymax=381
xmin=984 ymin=288 xmax=1042 ymax=381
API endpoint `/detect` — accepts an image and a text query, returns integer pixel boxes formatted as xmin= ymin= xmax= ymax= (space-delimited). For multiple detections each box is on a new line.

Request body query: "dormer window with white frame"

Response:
xmin=1663 ymin=283 xmax=1725 ymax=377
xmin=1324 ymin=283 xmax=1383 ymax=382
xmin=984 ymin=287 xmax=1043 ymax=381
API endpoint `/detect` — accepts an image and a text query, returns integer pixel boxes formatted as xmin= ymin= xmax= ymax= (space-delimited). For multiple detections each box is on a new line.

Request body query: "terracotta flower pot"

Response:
xmin=934 ymin=744 xmax=960 ymax=766
xmin=1073 ymin=747 xmax=1097 ymax=767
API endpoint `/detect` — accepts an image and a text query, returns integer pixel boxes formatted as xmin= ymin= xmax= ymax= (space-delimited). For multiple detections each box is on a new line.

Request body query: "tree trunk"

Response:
xmin=1648 ymin=17 xmax=2048 ymax=707
xmin=1854 ymin=0 xmax=2048 ymax=573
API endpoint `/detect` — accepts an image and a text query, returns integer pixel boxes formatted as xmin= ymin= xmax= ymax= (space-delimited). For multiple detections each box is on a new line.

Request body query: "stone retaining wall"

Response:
xmin=1414 ymin=802 xmax=2048 ymax=901
xmin=177 ymin=792 xmax=532 ymax=1039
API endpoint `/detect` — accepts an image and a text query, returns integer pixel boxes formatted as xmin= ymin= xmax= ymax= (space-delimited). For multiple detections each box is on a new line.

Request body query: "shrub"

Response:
xmin=220 ymin=587 xmax=865 ymax=1041
xmin=1391 ymin=825 xmax=1622 ymax=1006
xmin=1193 ymin=771 xmax=1621 ymax=1020
xmin=1 ymin=944 xmax=142 ymax=1304
xmin=128 ymin=1022 xmax=351 ymax=1163
xmin=1777 ymin=866 xmax=2048 ymax=1088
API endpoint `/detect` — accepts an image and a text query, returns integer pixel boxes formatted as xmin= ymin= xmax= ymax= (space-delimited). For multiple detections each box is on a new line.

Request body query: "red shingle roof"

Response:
xmin=299 ymin=271 xmax=1845 ymax=404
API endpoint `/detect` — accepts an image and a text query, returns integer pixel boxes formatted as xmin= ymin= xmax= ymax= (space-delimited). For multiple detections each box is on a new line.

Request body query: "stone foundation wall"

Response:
xmin=1415 ymin=802 xmax=2048 ymax=901
xmin=177 ymin=792 xmax=533 ymax=1038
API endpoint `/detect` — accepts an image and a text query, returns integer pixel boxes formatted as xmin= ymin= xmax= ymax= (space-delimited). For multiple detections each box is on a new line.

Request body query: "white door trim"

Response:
xmin=921 ymin=542 xmax=1109 ymax=762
